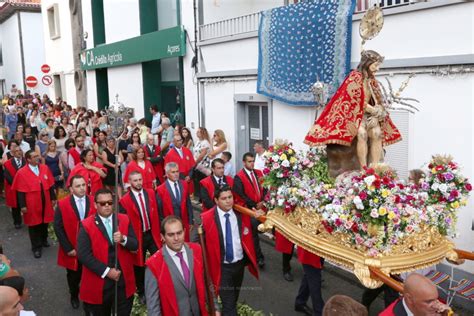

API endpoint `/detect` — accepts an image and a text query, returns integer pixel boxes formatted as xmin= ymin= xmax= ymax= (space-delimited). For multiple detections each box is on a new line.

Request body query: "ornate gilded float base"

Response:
xmin=260 ymin=207 xmax=456 ymax=288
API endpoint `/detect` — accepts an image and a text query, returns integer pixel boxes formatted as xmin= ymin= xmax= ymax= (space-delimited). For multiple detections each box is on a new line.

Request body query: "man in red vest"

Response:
xmin=12 ymin=150 xmax=56 ymax=259
xmin=144 ymin=134 xmax=164 ymax=184
xmin=54 ymin=175 xmax=96 ymax=309
xmin=233 ymin=152 xmax=266 ymax=268
xmin=200 ymin=158 xmax=234 ymax=212
xmin=294 ymin=248 xmax=324 ymax=316
xmin=156 ymin=162 xmax=194 ymax=242
xmin=380 ymin=273 xmax=450 ymax=316
xmin=145 ymin=215 xmax=211 ymax=316
xmin=3 ymin=146 xmax=25 ymax=229
xmin=164 ymin=134 xmax=195 ymax=191
xmin=119 ymin=171 xmax=161 ymax=303
xmin=67 ymin=135 xmax=85 ymax=170
xmin=77 ymin=189 xmax=138 ymax=315
xmin=201 ymin=185 xmax=259 ymax=316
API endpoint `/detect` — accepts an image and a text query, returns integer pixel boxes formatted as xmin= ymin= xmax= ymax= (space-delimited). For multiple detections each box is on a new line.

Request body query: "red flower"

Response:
xmin=351 ymin=223 xmax=359 ymax=233
xmin=365 ymin=168 xmax=375 ymax=175
xmin=435 ymin=165 xmax=444 ymax=172
xmin=438 ymin=196 xmax=446 ymax=203
xmin=397 ymin=183 xmax=405 ymax=190
xmin=373 ymin=179 xmax=381 ymax=189
xmin=335 ymin=219 xmax=343 ymax=227
xmin=394 ymin=195 xmax=401 ymax=203
xmin=359 ymin=191 xmax=367 ymax=200
xmin=382 ymin=176 xmax=391 ymax=185
xmin=437 ymin=173 xmax=445 ymax=181
xmin=322 ymin=221 xmax=333 ymax=234
xmin=428 ymin=163 xmax=434 ymax=169
xmin=465 ymin=183 xmax=472 ymax=191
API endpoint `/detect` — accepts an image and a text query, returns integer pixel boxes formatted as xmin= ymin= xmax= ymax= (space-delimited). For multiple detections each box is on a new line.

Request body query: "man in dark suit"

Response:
xmin=200 ymin=158 xmax=234 ymax=212
xmin=3 ymin=146 xmax=25 ymax=229
xmin=119 ymin=171 xmax=161 ymax=303
xmin=380 ymin=273 xmax=449 ymax=316
xmin=77 ymin=189 xmax=138 ymax=316
xmin=201 ymin=185 xmax=259 ymax=316
xmin=233 ymin=152 xmax=266 ymax=268
xmin=145 ymin=216 xmax=210 ymax=315
xmin=156 ymin=162 xmax=194 ymax=242
xmin=54 ymin=175 xmax=96 ymax=309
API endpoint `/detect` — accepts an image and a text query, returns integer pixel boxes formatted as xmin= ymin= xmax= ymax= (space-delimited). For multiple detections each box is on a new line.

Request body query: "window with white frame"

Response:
xmin=47 ymin=4 xmax=61 ymax=39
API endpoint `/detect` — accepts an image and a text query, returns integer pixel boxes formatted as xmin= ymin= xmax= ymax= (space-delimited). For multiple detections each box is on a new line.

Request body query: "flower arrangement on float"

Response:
xmin=261 ymin=140 xmax=472 ymax=257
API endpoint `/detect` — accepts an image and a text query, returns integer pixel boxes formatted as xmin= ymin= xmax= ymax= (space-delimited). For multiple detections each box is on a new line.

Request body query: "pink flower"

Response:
xmin=465 ymin=183 xmax=472 ymax=191
xmin=359 ymin=191 xmax=367 ymax=200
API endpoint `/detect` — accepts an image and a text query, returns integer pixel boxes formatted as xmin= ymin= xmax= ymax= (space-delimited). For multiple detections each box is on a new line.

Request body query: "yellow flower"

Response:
xmin=373 ymin=198 xmax=379 ymax=204
xmin=369 ymin=186 xmax=375 ymax=191
xmin=378 ymin=207 xmax=387 ymax=216
xmin=280 ymin=154 xmax=287 ymax=161
xmin=288 ymin=149 xmax=294 ymax=154
xmin=291 ymin=188 xmax=298 ymax=194
xmin=290 ymin=157 xmax=297 ymax=164
xmin=381 ymin=189 xmax=390 ymax=198
xmin=324 ymin=184 xmax=332 ymax=190
xmin=387 ymin=211 xmax=396 ymax=220
xmin=431 ymin=167 xmax=437 ymax=173
xmin=451 ymin=201 xmax=460 ymax=209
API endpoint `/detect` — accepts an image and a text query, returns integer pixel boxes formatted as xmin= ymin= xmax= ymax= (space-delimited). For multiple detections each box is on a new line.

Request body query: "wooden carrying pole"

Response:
xmin=198 ymin=225 xmax=217 ymax=315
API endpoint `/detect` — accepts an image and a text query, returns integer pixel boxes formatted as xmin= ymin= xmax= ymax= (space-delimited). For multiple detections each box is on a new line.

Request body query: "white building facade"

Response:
xmin=0 ymin=0 xmax=47 ymax=97
xmin=184 ymin=0 xmax=474 ymax=281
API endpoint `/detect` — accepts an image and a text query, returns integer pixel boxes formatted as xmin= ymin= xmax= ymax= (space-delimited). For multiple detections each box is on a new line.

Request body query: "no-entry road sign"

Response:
xmin=25 ymin=76 xmax=38 ymax=88
xmin=41 ymin=64 xmax=50 ymax=73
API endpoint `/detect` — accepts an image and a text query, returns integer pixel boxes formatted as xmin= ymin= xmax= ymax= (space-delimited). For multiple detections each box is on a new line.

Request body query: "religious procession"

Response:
xmin=0 ymin=0 xmax=472 ymax=315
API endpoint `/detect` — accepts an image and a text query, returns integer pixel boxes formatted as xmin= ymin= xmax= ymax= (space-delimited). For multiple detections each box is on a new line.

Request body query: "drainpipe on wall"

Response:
xmin=17 ymin=12 xmax=26 ymax=94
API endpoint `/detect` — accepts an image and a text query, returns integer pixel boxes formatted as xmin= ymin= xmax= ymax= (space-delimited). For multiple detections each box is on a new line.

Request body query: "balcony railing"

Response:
xmin=199 ymin=0 xmax=421 ymax=42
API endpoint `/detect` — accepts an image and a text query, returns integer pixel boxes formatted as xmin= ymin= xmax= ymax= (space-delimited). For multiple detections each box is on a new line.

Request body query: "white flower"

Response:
xmin=353 ymin=196 xmax=364 ymax=210
xmin=431 ymin=183 xmax=439 ymax=191
xmin=281 ymin=160 xmax=290 ymax=167
xmin=364 ymin=175 xmax=376 ymax=186
xmin=272 ymin=155 xmax=279 ymax=161
xmin=439 ymin=183 xmax=448 ymax=193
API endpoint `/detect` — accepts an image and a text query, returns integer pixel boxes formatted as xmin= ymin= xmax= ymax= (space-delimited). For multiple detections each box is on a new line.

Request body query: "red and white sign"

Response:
xmin=41 ymin=64 xmax=50 ymax=73
xmin=25 ymin=76 xmax=38 ymax=88
xmin=42 ymin=75 xmax=53 ymax=86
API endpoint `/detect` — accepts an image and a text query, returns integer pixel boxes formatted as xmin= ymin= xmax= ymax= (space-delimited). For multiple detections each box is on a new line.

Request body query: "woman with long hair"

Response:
xmin=29 ymin=110 xmax=39 ymax=136
xmin=181 ymin=127 xmax=194 ymax=151
xmin=67 ymin=148 xmax=107 ymax=196
xmin=42 ymin=140 xmax=64 ymax=192
xmin=208 ymin=129 xmax=228 ymax=160
xmin=123 ymin=147 xmax=156 ymax=190
xmin=126 ymin=131 xmax=142 ymax=162
xmin=53 ymin=125 xmax=68 ymax=153
xmin=78 ymin=127 xmax=93 ymax=149
xmin=93 ymin=130 xmax=107 ymax=162
xmin=102 ymin=136 xmax=122 ymax=195
xmin=192 ymin=127 xmax=212 ymax=200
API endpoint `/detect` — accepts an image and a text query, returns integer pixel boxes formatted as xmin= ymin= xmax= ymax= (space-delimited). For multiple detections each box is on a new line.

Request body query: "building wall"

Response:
xmin=41 ymin=0 xmax=76 ymax=103
xmin=107 ymin=64 xmax=144 ymax=118
xmin=202 ymin=0 xmax=285 ymax=24
xmin=103 ymin=0 xmax=140 ymax=44
xmin=0 ymin=14 xmax=23 ymax=93
xmin=187 ymin=1 xmax=474 ymax=273
xmin=20 ymin=11 xmax=48 ymax=96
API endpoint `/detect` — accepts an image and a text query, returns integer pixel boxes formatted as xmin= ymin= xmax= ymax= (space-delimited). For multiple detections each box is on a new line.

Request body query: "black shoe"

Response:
xmin=42 ymin=241 xmax=50 ymax=248
xmin=33 ymin=250 xmax=42 ymax=258
xmin=295 ymin=304 xmax=313 ymax=315
xmin=283 ymin=271 xmax=294 ymax=282
xmin=257 ymin=258 xmax=265 ymax=269
xmin=70 ymin=297 xmax=80 ymax=309
xmin=14 ymin=224 xmax=22 ymax=229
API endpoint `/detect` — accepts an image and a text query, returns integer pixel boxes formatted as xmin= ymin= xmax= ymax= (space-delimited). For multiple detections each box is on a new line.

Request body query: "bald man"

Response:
xmin=380 ymin=273 xmax=450 ymax=316
xmin=0 ymin=285 xmax=23 ymax=316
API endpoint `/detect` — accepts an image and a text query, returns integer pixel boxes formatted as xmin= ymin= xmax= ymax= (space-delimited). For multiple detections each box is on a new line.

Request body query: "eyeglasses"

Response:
xmin=97 ymin=200 xmax=113 ymax=206
xmin=176 ymin=139 xmax=183 ymax=142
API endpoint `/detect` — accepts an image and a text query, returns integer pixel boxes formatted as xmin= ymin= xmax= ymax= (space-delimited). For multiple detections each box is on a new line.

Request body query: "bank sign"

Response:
xmin=80 ymin=26 xmax=186 ymax=70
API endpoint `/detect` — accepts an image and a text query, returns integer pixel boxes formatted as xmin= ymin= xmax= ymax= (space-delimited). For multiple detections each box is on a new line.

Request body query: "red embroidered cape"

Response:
xmin=304 ymin=71 xmax=402 ymax=147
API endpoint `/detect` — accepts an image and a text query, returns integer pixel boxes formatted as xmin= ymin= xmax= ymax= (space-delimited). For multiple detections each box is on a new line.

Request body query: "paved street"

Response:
xmin=0 ymin=203 xmax=471 ymax=316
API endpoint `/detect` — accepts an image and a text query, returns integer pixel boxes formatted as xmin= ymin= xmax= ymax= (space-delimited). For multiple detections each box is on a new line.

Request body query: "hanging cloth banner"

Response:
xmin=257 ymin=0 xmax=356 ymax=106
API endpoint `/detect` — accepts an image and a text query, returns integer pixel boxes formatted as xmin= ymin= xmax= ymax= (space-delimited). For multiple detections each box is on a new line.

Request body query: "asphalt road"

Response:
xmin=0 ymin=202 xmax=471 ymax=316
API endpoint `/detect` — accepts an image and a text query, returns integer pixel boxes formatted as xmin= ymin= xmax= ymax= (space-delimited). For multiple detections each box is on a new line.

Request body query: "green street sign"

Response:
xmin=80 ymin=26 xmax=186 ymax=70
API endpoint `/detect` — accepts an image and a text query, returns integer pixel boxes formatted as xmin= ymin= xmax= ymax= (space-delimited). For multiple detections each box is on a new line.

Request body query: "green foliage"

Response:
xmin=47 ymin=223 xmax=58 ymax=242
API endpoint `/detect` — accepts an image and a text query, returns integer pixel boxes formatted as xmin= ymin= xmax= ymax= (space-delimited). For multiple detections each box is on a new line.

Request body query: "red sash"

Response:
xmin=79 ymin=214 xmax=136 ymax=304
xmin=199 ymin=175 xmax=234 ymax=212
xmin=123 ymin=160 xmax=156 ymax=190
xmin=4 ymin=159 xmax=20 ymax=207
xmin=297 ymin=247 xmax=323 ymax=269
xmin=146 ymin=243 xmax=207 ymax=316
xmin=57 ymin=196 xmax=96 ymax=270
xmin=234 ymin=169 xmax=264 ymax=206
xmin=67 ymin=162 xmax=106 ymax=196
xmin=201 ymin=207 xmax=258 ymax=295
xmin=119 ymin=189 xmax=161 ymax=266
xmin=12 ymin=165 xmax=55 ymax=226
xmin=68 ymin=148 xmax=81 ymax=166
xmin=143 ymin=145 xmax=164 ymax=184
xmin=275 ymin=231 xmax=294 ymax=254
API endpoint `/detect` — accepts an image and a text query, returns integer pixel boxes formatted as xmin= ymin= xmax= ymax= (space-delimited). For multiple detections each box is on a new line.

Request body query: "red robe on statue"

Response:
xmin=79 ymin=214 xmax=136 ymax=304
xmin=3 ymin=158 xmax=24 ymax=208
xmin=119 ymin=189 xmax=162 ymax=266
xmin=304 ymin=71 xmax=402 ymax=147
xmin=67 ymin=162 xmax=107 ymax=196
xmin=201 ymin=207 xmax=258 ymax=296
xmin=145 ymin=243 xmax=207 ymax=316
xmin=12 ymin=164 xmax=55 ymax=226
xmin=56 ymin=195 xmax=96 ymax=271
xmin=156 ymin=180 xmax=193 ymax=242
xmin=123 ymin=160 xmax=156 ymax=190
xmin=143 ymin=144 xmax=164 ymax=184
xmin=164 ymin=147 xmax=196 ymax=192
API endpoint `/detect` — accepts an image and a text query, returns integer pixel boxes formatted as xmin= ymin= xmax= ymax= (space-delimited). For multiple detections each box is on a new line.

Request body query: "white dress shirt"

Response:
xmin=99 ymin=214 xmax=127 ymax=278
xmin=165 ymin=245 xmax=189 ymax=279
xmin=73 ymin=195 xmax=87 ymax=220
xmin=151 ymin=112 xmax=161 ymax=134
xmin=131 ymin=189 xmax=150 ymax=231
xmin=254 ymin=152 xmax=266 ymax=171
xmin=175 ymin=147 xmax=183 ymax=158
xmin=244 ymin=168 xmax=260 ymax=195
xmin=217 ymin=207 xmax=243 ymax=263
xmin=402 ymin=299 xmax=414 ymax=316
xmin=214 ymin=175 xmax=224 ymax=186
xmin=28 ymin=164 xmax=39 ymax=176
xmin=167 ymin=179 xmax=180 ymax=200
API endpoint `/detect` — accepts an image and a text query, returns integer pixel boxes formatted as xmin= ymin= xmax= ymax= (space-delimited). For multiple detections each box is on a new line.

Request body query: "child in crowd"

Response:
xmin=222 ymin=151 xmax=235 ymax=177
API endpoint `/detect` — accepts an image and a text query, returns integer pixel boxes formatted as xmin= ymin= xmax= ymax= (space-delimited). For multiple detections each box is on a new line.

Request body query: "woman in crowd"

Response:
xmin=43 ymin=118 xmax=55 ymax=138
xmin=93 ymin=130 xmax=107 ymax=162
xmin=42 ymin=140 xmax=64 ymax=192
xmin=35 ymin=131 xmax=49 ymax=157
xmin=28 ymin=110 xmax=39 ymax=136
xmin=61 ymin=138 xmax=76 ymax=180
xmin=123 ymin=147 xmax=156 ymax=190
xmin=78 ymin=127 xmax=93 ymax=149
xmin=53 ymin=126 xmax=68 ymax=153
xmin=209 ymin=129 xmax=228 ymax=160
xmin=37 ymin=112 xmax=47 ymax=131
xmin=5 ymin=108 xmax=18 ymax=140
xmin=102 ymin=136 xmax=121 ymax=195
xmin=67 ymin=148 xmax=107 ymax=196
xmin=60 ymin=116 xmax=69 ymax=131
xmin=127 ymin=132 xmax=142 ymax=161
xmin=192 ymin=127 xmax=212 ymax=199
xmin=137 ymin=118 xmax=149 ymax=144
xmin=181 ymin=127 xmax=194 ymax=151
